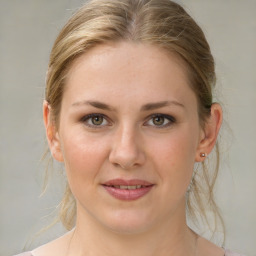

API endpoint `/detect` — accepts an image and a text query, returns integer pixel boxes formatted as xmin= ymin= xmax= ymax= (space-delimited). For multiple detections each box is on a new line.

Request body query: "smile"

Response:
xmin=102 ymin=179 xmax=154 ymax=200
xmin=106 ymin=185 xmax=150 ymax=189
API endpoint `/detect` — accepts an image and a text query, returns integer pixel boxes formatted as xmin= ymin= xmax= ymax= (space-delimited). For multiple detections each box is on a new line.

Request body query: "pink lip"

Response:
xmin=103 ymin=179 xmax=153 ymax=186
xmin=102 ymin=179 xmax=154 ymax=201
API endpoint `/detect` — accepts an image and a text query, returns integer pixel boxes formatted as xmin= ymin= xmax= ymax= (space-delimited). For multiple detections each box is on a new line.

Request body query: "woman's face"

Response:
xmin=50 ymin=42 xmax=206 ymax=233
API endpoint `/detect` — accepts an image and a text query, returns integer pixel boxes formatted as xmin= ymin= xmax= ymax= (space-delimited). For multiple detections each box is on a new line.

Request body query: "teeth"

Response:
xmin=113 ymin=185 xmax=144 ymax=189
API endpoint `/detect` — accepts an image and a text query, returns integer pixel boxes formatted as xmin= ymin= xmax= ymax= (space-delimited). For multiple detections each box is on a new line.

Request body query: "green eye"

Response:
xmin=81 ymin=114 xmax=109 ymax=128
xmin=145 ymin=114 xmax=176 ymax=128
xmin=152 ymin=116 xmax=165 ymax=126
xmin=91 ymin=116 xmax=104 ymax=125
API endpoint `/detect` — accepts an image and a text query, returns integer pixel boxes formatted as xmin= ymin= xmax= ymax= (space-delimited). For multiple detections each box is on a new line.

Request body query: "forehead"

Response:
xmin=68 ymin=41 xmax=188 ymax=81
xmin=64 ymin=41 xmax=196 ymax=106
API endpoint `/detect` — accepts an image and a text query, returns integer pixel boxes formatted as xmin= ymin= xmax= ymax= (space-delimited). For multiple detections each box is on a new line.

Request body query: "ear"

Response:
xmin=195 ymin=103 xmax=223 ymax=162
xmin=43 ymin=100 xmax=64 ymax=162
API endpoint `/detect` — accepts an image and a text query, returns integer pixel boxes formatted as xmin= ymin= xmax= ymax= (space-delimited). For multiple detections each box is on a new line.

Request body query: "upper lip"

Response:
xmin=103 ymin=179 xmax=154 ymax=186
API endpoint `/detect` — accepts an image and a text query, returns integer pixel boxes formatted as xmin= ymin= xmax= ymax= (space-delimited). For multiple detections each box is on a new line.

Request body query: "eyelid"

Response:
xmin=80 ymin=113 xmax=176 ymax=129
xmin=144 ymin=113 xmax=176 ymax=128
xmin=81 ymin=113 xmax=111 ymax=128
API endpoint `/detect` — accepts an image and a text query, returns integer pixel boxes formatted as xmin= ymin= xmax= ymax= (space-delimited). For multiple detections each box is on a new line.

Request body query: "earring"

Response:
xmin=200 ymin=152 xmax=207 ymax=158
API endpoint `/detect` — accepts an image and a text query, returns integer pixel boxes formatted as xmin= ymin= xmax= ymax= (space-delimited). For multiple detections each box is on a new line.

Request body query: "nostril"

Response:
xmin=108 ymin=135 xmax=146 ymax=169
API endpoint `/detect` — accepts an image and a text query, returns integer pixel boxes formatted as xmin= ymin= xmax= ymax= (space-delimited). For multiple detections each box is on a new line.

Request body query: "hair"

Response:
xmin=45 ymin=0 xmax=224 ymax=241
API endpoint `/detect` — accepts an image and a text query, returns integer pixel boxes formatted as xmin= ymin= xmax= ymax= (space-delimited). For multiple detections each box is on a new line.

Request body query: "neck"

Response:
xmin=67 ymin=202 xmax=198 ymax=256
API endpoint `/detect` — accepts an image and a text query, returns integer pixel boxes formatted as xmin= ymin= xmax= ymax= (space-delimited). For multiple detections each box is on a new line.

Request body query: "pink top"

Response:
xmin=225 ymin=250 xmax=245 ymax=256
xmin=14 ymin=250 xmax=245 ymax=256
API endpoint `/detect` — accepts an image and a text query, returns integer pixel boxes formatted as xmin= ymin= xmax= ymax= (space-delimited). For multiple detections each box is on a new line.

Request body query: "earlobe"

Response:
xmin=43 ymin=101 xmax=64 ymax=162
xmin=195 ymin=103 xmax=223 ymax=162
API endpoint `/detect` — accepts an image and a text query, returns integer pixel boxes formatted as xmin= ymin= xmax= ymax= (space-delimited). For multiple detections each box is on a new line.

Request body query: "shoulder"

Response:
xmin=14 ymin=231 xmax=73 ymax=256
xmin=225 ymin=249 xmax=246 ymax=256
xmin=30 ymin=231 xmax=73 ymax=256
xmin=196 ymin=237 xmax=246 ymax=256
xmin=13 ymin=253 xmax=33 ymax=256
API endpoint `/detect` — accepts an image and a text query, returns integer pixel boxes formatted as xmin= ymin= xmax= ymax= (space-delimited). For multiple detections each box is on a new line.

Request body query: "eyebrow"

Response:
xmin=72 ymin=100 xmax=115 ymax=111
xmin=71 ymin=100 xmax=184 ymax=111
xmin=140 ymin=100 xmax=184 ymax=111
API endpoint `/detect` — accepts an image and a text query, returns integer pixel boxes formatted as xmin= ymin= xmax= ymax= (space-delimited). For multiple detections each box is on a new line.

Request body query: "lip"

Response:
xmin=103 ymin=179 xmax=153 ymax=187
xmin=102 ymin=179 xmax=154 ymax=201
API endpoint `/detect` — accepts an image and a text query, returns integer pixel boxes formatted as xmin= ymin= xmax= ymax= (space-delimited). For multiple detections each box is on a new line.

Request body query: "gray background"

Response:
xmin=0 ymin=1 xmax=255 ymax=256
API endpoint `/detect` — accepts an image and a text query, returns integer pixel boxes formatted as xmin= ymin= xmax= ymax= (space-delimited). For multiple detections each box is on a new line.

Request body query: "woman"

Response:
xmin=15 ymin=0 xmax=244 ymax=255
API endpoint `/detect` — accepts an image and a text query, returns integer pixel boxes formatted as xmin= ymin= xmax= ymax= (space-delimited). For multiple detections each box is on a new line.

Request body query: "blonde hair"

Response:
xmin=45 ymin=0 xmax=224 ymax=239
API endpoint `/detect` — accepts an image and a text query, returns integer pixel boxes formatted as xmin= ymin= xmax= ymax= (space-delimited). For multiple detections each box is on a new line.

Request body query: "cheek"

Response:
xmin=152 ymin=130 xmax=197 ymax=167
xmin=150 ymin=128 xmax=198 ymax=193
xmin=59 ymin=130 xmax=109 ymax=192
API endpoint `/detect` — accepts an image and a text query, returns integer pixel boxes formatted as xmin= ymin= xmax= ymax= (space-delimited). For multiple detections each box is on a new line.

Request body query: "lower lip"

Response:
xmin=103 ymin=185 xmax=154 ymax=201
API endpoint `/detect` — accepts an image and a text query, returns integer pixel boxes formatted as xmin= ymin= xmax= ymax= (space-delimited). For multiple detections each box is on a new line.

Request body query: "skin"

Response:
xmin=38 ymin=42 xmax=223 ymax=256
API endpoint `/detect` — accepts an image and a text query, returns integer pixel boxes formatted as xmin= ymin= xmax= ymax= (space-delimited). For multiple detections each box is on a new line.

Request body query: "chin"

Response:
xmin=101 ymin=209 xmax=156 ymax=235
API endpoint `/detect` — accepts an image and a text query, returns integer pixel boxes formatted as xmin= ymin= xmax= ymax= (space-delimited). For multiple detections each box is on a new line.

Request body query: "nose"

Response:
xmin=109 ymin=125 xmax=146 ymax=170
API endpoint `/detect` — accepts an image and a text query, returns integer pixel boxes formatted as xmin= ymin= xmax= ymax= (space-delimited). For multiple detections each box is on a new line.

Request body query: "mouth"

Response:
xmin=102 ymin=179 xmax=154 ymax=200
xmin=103 ymin=184 xmax=152 ymax=190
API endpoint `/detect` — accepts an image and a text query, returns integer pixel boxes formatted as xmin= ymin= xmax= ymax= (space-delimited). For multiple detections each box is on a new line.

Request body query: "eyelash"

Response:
xmin=81 ymin=113 xmax=110 ymax=128
xmin=145 ymin=114 xmax=176 ymax=128
xmin=80 ymin=113 xmax=176 ymax=129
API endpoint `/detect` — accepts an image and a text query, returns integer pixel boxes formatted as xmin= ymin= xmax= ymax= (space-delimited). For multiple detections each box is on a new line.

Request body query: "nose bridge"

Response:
xmin=109 ymin=122 xmax=145 ymax=169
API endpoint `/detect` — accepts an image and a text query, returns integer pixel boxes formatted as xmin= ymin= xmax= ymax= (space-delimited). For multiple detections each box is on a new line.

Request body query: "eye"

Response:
xmin=145 ymin=114 xmax=176 ymax=128
xmin=81 ymin=114 xmax=109 ymax=128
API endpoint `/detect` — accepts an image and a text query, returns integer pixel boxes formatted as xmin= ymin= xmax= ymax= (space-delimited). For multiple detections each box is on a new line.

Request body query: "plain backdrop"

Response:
xmin=0 ymin=1 xmax=255 ymax=256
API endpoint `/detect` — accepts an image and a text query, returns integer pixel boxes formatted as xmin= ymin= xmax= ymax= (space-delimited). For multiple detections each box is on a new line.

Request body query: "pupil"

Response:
xmin=92 ymin=116 xmax=103 ymax=125
xmin=153 ymin=116 xmax=164 ymax=125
